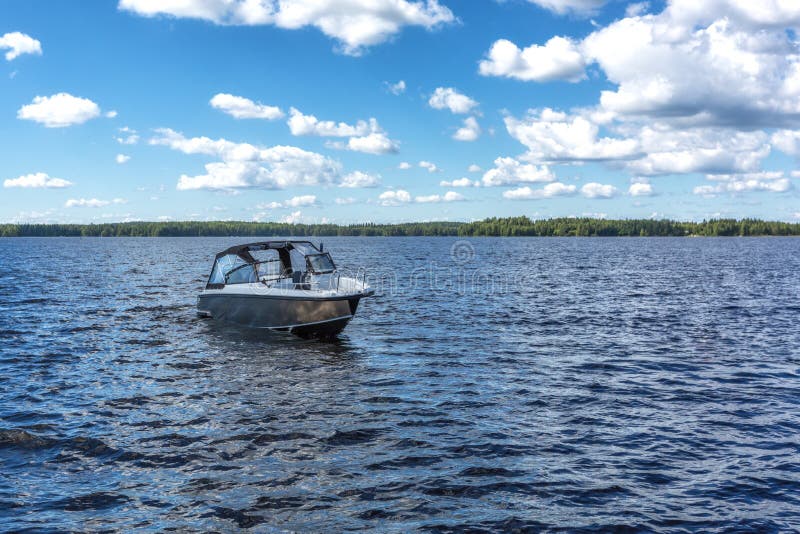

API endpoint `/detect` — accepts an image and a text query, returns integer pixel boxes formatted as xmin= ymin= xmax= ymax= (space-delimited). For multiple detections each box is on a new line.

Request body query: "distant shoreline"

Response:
xmin=3 ymin=217 xmax=800 ymax=237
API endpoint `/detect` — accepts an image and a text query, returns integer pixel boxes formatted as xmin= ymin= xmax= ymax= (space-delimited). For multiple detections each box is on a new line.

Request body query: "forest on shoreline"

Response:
xmin=2 ymin=217 xmax=800 ymax=237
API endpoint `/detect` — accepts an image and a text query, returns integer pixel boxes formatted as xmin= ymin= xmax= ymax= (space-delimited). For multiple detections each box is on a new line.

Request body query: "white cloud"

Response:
xmin=443 ymin=190 xmax=465 ymax=202
xmin=3 ymin=172 xmax=72 ymax=189
xmin=116 ymin=154 xmax=131 ymax=164
xmin=693 ymin=171 xmax=792 ymax=195
xmin=625 ymin=2 xmax=649 ymax=17
xmin=257 ymin=201 xmax=283 ymax=209
xmin=415 ymin=191 xmax=465 ymax=203
xmin=340 ymin=171 xmax=380 ymax=188
xmin=419 ymin=161 xmax=439 ymax=173
xmin=288 ymin=107 xmax=371 ymax=137
xmin=481 ymin=156 xmax=554 ymax=186
xmin=119 ymin=0 xmax=455 ymax=56
xmin=505 ymin=108 xmax=640 ymax=163
xmin=628 ymin=181 xmax=654 ymax=196
xmin=210 ymin=93 xmax=284 ymax=120
xmin=428 ymin=87 xmax=478 ymax=114
xmin=479 ymin=37 xmax=586 ymax=82
xmin=105 ymin=110 xmax=118 ymax=119
xmin=346 ymin=132 xmax=399 ymax=154
xmin=151 ymin=128 xmax=343 ymax=190
xmin=503 ymin=182 xmax=577 ymax=199
xmin=65 ymin=198 xmax=127 ymax=208
xmin=580 ymin=3 xmax=800 ymax=128
xmin=467 ymin=164 xmax=481 ymax=173
xmin=17 ymin=93 xmax=103 ymax=128
xmin=771 ymin=130 xmax=800 ymax=156
xmin=0 ymin=32 xmax=42 ymax=61
xmin=116 ymin=126 xmax=139 ymax=145
xmin=440 ymin=177 xmax=479 ymax=187
xmin=523 ymin=0 xmax=606 ymax=16
xmin=386 ymin=80 xmax=406 ymax=95
xmin=484 ymin=0 xmax=800 ymax=196
xmin=284 ymin=195 xmax=317 ymax=207
xmin=283 ymin=210 xmax=303 ymax=224
xmin=629 ymin=127 xmax=769 ymax=176
xmin=289 ymin=108 xmax=398 ymax=154
xmin=378 ymin=189 xmax=411 ymax=206
xmin=335 ymin=196 xmax=356 ymax=204
xmin=398 ymin=161 xmax=412 ymax=170
xmin=453 ymin=116 xmax=481 ymax=142
xmin=580 ymin=182 xmax=618 ymax=198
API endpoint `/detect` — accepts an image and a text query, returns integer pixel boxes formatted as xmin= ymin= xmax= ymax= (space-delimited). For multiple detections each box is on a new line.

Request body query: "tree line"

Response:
xmin=1 ymin=217 xmax=799 ymax=237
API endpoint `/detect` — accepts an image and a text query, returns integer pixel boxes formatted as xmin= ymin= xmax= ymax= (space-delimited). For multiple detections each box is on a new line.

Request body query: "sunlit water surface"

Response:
xmin=1 ymin=237 xmax=799 ymax=532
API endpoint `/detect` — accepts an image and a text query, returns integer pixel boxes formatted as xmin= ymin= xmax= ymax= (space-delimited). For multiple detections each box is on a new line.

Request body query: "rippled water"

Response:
xmin=1 ymin=237 xmax=799 ymax=532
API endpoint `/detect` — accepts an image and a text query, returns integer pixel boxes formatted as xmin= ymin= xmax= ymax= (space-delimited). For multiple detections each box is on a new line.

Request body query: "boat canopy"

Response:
xmin=206 ymin=241 xmax=333 ymax=289
xmin=214 ymin=240 xmax=320 ymax=261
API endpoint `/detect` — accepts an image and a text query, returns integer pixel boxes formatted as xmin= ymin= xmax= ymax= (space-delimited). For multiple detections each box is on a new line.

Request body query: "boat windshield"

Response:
xmin=208 ymin=254 xmax=248 ymax=285
xmin=306 ymin=253 xmax=336 ymax=274
xmin=205 ymin=241 xmax=329 ymax=288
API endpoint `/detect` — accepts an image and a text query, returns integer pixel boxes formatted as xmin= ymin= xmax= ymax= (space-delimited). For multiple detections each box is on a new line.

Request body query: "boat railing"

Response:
xmin=357 ymin=267 xmax=368 ymax=289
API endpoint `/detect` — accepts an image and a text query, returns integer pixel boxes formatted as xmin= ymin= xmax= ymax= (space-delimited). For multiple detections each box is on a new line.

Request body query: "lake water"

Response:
xmin=1 ymin=237 xmax=799 ymax=532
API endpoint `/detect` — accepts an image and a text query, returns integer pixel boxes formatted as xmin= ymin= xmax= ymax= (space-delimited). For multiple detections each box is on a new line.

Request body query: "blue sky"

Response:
xmin=2 ymin=0 xmax=799 ymax=224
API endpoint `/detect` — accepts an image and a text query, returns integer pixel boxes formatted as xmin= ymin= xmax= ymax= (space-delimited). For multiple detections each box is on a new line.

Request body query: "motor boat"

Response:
xmin=197 ymin=241 xmax=373 ymax=338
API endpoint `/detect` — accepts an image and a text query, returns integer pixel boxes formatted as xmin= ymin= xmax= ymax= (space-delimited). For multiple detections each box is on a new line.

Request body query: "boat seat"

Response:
xmin=291 ymin=270 xmax=311 ymax=289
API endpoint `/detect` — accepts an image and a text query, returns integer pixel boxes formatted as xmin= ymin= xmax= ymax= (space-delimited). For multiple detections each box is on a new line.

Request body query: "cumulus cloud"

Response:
xmin=65 ymin=198 xmax=126 ymax=208
xmin=479 ymin=37 xmax=586 ymax=82
xmin=467 ymin=164 xmax=481 ymax=173
xmin=428 ymin=87 xmax=478 ymax=114
xmin=625 ymin=1 xmax=649 ymax=17
xmin=378 ymin=189 xmax=411 ymax=206
xmin=693 ymin=171 xmax=791 ymax=195
xmin=346 ymin=132 xmax=399 ymax=154
xmin=283 ymin=210 xmax=303 ymax=224
xmin=258 ymin=197 xmax=319 ymax=209
xmin=580 ymin=2 xmax=800 ymax=128
xmin=481 ymin=157 xmax=554 ymax=186
xmin=0 ymin=32 xmax=42 ymax=61
xmin=284 ymin=195 xmax=318 ymax=207
xmin=4 ymin=172 xmax=72 ymax=189
xmin=503 ymin=182 xmax=577 ymax=199
xmin=335 ymin=196 xmax=356 ymax=204
xmin=523 ymin=0 xmax=606 ymax=15
xmin=17 ymin=93 xmax=103 ymax=128
xmin=482 ymin=0 xmax=800 ymax=197
xmin=150 ymin=128 xmax=345 ymax=190
xmin=398 ymin=161 xmax=412 ymax=170
xmin=453 ymin=117 xmax=481 ymax=142
xmin=415 ymin=191 xmax=465 ymax=203
xmin=116 ymin=154 xmax=131 ymax=164
xmin=386 ymin=80 xmax=406 ymax=95
xmin=118 ymin=0 xmax=455 ymax=55
xmin=289 ymin=108 xmax=398 ymax=154
xmin=628 ymin=179 xmax=654 ymax=196
xmin=419 ymin=161 xmax=440 ymax=173
xmin=340 ymin=171 xmax=381 ymax=188
xmin=210 ymin=93 xmax=284 ymax=119
xmin=629 ymin=127 xmax=769 ymax=176
xmin=440 ymin=177 xmax=479 ymax=187
xmin=116 ymin=126 xmax=139 ymax=145
xmin=771 ymin=130 xmax=800 ymax=156
xmin=288 ymin=107 xmax=372 ymax=137
xmin=505 ymin=108 xmax=640 ymax=163
xmin=580 ymin=182 xmax=618 ymax=198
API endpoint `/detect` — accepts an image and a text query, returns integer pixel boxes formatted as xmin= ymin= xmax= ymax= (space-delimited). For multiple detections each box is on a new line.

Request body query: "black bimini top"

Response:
xmin=215 ymin=240 xmax=320 ymax=261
